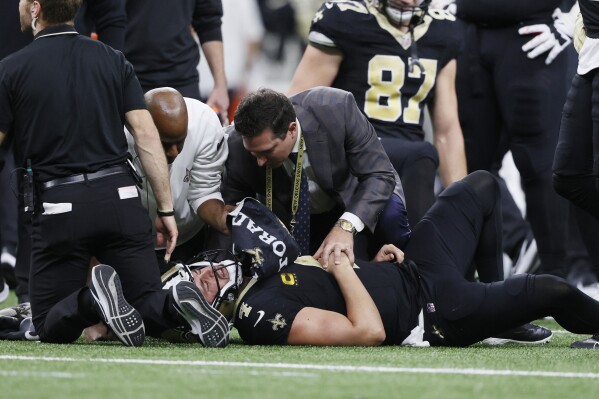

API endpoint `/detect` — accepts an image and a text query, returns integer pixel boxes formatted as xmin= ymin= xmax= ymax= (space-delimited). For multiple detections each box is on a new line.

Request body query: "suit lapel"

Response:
xmin=298 ymin=114 xmax=334 ymax=192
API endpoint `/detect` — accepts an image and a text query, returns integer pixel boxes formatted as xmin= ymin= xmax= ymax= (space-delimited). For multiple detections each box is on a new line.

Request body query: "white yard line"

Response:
xmin=1 ymin=355 xmax=597 ymax=379
xmin=0 ymin=369 xmax=84 ymax=379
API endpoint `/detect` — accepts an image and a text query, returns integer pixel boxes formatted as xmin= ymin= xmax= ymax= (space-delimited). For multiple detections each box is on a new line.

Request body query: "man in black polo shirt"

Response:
xmin=124 ymin=0 xmax=229 ymax=123
xmin=0 ymin=0 xmax=229 ymax=347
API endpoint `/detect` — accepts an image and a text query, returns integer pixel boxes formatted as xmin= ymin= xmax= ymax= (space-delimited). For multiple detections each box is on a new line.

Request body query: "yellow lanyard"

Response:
xmin=266 ymin=135 xmax=305 ymax=233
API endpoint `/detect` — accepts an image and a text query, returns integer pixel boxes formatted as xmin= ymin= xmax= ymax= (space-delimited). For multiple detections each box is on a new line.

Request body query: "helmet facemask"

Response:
xmin=376 ymin=0 xmax=431 ymax=27
xmin=186 ymin=249 xmax=244 ymax=321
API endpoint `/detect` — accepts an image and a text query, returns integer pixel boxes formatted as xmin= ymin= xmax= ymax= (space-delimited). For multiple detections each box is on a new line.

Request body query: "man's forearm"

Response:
xmin=197 ymin=198 xmax=229 ymax=235
xmin=127 ymin=110 xmax=173 ymax=211
xmin=202 ymin=40 xmax=227 ymax=88
xmin=330 ymin=261 xmax=385 ymax=344
xmin=136 ymin=140 xmax=173 ymax=210
xmin=435 ymin=127 xmax=468 ymax=187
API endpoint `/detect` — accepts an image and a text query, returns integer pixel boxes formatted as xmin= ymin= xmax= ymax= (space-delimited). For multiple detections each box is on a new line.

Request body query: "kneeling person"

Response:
xmin=127 ymin=88 xmax=230 ymax=271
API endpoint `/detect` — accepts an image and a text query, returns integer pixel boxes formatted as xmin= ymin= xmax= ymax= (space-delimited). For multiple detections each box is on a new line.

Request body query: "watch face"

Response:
xmin=337 ymin=220 xmax=355 ymax=233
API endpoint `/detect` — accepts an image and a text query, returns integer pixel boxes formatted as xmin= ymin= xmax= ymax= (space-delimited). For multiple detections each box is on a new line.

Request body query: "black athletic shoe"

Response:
xmin=570 ymin=334 xmax=599 ymax=349
xmin=171 ymin=281 xmax=230 ymax=348
xmin=481 ymin=323 xmax=552 ymax=345
xmin=89 ymin=264 xmax=145 ymax=347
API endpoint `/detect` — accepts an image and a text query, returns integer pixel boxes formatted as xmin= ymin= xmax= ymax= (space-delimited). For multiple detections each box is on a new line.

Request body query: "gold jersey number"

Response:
xmin=364 ymin=55 xmax=438 ymax=124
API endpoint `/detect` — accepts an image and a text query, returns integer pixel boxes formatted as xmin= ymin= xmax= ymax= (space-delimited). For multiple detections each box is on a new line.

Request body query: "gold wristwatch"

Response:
xmin=335 ymin=219 xmax=357 ymax=235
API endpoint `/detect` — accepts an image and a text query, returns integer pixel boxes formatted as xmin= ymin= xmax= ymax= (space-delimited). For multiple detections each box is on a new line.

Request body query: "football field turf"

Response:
xmin=1 ymin=293 xmax=598 ymax=399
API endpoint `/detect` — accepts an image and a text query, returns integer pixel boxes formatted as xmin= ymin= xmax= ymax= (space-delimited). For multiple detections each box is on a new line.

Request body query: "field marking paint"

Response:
xmin=1 ymin=355 xmax=598 ymax=379
xmin=0 ymin=369 xmax=84 ymax=379
xmin=178 ymin=367 xmax=319 ymax=378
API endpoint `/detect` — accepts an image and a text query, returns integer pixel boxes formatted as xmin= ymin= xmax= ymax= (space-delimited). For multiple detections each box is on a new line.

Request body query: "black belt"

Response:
xmin=41 ymin=165 xmax=129 ymax=190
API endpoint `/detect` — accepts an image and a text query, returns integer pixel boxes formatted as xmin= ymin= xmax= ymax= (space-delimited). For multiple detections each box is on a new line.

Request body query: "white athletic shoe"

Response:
xmin=89 ymin=264 xmax=145 ymax=347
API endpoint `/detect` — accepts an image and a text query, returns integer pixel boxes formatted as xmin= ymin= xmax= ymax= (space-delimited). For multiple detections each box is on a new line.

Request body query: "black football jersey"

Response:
xmin=233 ymin=258 xmax=421 ymax=345
xmin=308 ymin=0 xmax=461 ymax=141
xmin=580 ymin=0 xmax=599 ymax=39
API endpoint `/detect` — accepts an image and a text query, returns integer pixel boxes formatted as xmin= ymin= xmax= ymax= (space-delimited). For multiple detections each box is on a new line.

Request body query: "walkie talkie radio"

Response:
xmin=23 ymin=159 xmax=35 ymax=214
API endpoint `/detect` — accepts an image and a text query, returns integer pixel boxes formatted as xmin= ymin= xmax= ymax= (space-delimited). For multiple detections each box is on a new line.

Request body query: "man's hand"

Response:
xmin=323 ymin=250 xmax=353 ymax=276
xmin=197 ymin=199 xmax=231 ymax=236
xmin=155 ymin=215 xmax=178 ymax=263
xmin=314 ymin=226 xmax=355 ymax=268
xmin=372 ymin=244 xmax=404 ymax=264
xmin=519 ymin=7 xmax=574 ymax=65
xmin=207 ymin=85 xmax=230 ymax=126
xmin=83 ymin=322 xmax=115 ymax=342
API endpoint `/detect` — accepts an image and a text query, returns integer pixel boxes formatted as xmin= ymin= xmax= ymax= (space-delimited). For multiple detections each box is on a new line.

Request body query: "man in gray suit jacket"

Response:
xmin=222 ymin=87 xmax=410 ymax=266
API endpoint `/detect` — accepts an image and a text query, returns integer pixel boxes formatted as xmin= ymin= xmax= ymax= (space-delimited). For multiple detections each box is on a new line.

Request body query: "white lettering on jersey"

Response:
xmin=238 ymin=302 xmax=252 ymax=319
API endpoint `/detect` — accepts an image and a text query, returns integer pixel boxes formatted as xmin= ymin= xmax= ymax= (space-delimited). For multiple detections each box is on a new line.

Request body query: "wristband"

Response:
xmin=157 ymin=209 xmax=175 ymax=217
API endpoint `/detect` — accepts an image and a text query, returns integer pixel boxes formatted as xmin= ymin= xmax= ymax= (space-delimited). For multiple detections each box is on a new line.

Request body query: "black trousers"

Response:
xmin=0 ymin=146 xmax=17 ymax=257
xmin=456 ymin=20 xmax=570 ymax=276
xmin=405 ymin=171 xmax=599 ymax=346
xmin=554 ymin=72 xmax=599 ymax=277
xmin=30 ymin=173 xmax=177 ymax=343
xmin=379 ymin=138 xmax=439 ymax=225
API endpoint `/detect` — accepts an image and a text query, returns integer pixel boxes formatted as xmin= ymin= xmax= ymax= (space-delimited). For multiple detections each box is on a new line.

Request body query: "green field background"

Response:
xmin=1 ymin=294 xmax=598 ymax=399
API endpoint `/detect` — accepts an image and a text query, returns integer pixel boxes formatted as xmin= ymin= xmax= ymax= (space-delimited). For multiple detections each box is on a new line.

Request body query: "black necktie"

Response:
xmin=288 ymin=152 xmax=310 ymax=255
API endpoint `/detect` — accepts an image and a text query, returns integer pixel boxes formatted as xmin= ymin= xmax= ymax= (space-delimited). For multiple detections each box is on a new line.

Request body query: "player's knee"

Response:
xmin=465 ymin=170 xmax=499 ymax=202
xmin=534 ymin=274 xmax=576 ymax=301
xmin=411 ymin=142 xmax=439 ymax=167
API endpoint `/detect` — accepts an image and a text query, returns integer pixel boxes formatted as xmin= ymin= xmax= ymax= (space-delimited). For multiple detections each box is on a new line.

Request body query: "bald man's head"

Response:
xmin=145 ymin=88 xmax=188 ymax=164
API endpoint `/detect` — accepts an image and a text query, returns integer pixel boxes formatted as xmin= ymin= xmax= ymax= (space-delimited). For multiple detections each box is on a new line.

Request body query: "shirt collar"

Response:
xmin=34 ymin=24 xmax=78 ymax=40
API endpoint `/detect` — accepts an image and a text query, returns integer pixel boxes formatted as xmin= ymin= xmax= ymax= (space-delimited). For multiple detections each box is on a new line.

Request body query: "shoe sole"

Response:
xmin=481 ymin=332 xmax=552 ymax=346
xmin=90 ymin=265 xmax=145 ymax=347
xmin=172 ymin=282 xmax=230 ymax=348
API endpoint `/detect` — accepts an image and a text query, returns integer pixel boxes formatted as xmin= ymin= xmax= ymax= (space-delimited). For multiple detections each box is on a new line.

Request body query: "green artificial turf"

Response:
xmin=1 ymin=292 xmax=598 ymax=399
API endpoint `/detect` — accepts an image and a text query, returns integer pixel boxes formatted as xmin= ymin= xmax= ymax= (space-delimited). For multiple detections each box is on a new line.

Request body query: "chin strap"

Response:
xmin=408 ymin=24 xmax=424 ymax=74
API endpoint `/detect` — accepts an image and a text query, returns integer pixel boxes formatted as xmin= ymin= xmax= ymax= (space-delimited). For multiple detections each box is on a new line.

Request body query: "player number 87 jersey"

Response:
xmin=309 ymin=0 xmax=461 ymax=141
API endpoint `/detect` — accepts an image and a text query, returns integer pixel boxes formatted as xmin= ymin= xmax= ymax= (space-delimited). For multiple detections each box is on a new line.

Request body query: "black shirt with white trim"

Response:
xmin=0 ymin=24 xmax=146 ymax=181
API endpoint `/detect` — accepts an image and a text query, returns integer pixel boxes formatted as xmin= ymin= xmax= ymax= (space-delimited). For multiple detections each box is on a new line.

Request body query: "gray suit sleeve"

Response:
xmin=338 ymin=91 xmax=397 ymax=232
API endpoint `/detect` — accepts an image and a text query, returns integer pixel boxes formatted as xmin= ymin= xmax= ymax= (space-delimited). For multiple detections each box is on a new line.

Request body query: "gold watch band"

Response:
xmin=335 ymin=219 xmax=357 ymax=235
